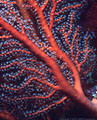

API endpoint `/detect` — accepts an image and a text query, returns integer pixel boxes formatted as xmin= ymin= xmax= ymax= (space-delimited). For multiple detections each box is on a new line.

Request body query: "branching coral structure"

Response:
xmin=0 ymin=0 xmax=97 ymax=120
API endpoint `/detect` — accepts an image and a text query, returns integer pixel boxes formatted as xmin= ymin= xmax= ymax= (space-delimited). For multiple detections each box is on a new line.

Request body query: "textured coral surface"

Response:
xmin=0 ymin=0 xmax=97 ymax=120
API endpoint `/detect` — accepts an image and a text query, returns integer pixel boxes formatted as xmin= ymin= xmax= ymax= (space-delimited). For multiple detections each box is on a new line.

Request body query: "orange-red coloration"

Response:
xmin=0 ymin=0 xmax=97 ymax=120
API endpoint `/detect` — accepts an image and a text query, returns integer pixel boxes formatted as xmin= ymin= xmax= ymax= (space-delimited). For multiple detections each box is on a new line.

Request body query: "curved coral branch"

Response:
xmin=0 ymin=15 xmax=97 ymax=117
xmin=0 ymin=0 xmax=97 ymax=119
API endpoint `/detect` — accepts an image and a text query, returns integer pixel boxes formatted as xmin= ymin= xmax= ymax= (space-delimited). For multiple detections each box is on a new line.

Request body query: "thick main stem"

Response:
xmin=0 ymin=17 xmax=97 ymax=117
xmin=28 ymin=0 xmax=83 ymax=94
xmin=16 ymin=0 xmax=30 ymax=20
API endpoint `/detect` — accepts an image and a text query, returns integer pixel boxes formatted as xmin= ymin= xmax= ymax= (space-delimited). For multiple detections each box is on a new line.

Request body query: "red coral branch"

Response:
xmin=0 ymin=0 xmax=97 ymax=119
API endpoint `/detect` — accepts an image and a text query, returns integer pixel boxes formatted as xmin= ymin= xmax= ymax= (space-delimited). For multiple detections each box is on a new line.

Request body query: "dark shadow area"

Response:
xmin=80 ymin=0 xmax=97 ymax=52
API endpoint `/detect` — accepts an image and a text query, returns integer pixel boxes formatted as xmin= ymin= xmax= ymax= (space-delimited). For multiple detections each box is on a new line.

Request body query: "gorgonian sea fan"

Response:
xmin=0 ymin=0 xmax=97 ymax=120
